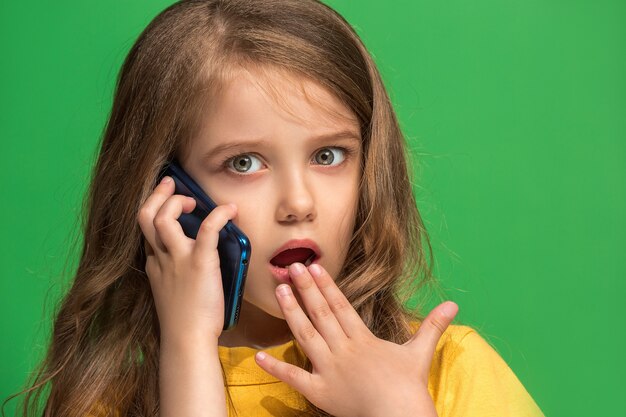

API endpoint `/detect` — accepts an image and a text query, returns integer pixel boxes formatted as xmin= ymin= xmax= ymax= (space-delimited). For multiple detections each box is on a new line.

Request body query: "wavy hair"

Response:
xmin=4 ymin=1 xmax=442 ymax=416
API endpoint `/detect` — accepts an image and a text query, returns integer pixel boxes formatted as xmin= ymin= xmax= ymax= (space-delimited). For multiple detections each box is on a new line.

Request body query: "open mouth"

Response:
xmin=270 ymin=247 xmax=318 ymax=268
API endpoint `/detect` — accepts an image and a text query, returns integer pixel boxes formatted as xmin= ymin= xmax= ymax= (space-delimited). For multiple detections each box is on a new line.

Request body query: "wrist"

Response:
xmin=160 ymin=331 xmax=220 ymax=353
xmin=364 ymin=397 xmax=438 ymax=417
xmin=158 ymin=331 xmax=226 ymax=417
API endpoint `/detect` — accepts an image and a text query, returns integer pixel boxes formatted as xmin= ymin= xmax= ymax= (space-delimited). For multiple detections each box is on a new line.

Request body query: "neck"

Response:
xmin=218 ymin=300 xmax=293 ymax=349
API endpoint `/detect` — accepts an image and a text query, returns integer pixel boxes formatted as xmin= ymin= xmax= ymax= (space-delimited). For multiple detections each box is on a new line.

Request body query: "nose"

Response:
xmin=275 ymin=172 xmax=316 ymax=224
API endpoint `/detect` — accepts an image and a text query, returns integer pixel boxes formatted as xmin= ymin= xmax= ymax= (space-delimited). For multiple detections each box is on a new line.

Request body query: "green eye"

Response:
xmin=228 ymin=154 xmax=263 ymax=173
xmin=314 ymin=147 xmax=345 ymax=166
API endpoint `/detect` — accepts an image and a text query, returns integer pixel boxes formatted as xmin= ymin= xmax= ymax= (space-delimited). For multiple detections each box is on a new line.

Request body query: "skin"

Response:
xmin=137 ymin=66 xmax=458 ymax=417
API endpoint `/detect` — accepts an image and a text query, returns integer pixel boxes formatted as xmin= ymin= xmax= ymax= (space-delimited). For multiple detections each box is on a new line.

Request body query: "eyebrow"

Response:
xmin=203 ymin=129 xmax=361 ymax=161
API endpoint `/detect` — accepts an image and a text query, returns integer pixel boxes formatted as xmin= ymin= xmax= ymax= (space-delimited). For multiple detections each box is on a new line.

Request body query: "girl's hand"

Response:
xmin=137 ymin=175 xmax=238 ymax=342
xmin=254 ymin=262 xmax=458 ymax=417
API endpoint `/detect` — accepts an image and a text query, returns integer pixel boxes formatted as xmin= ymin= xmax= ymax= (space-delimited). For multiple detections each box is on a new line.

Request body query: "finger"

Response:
xmin=144 ymin=238 xmax=155 ymax=257
xmin=254 ymin=351 xmax=315 ymax=397
xmin=288 ymin=263 xmax=348 ymax=351
xmin=307 ymin=263 xmax=370 ymax=340
xmin=275 ymin=284 xmax=332 ymax=366
xmin=410 ymin=301 xmax=458 ymax=377
xmin=192 ymin=203 xmax=238 ymax=263
xmin=153 ymin=194 xmax=197 ymax=257
xmin=141 ymin=230 xmax=160 ymax=286
xmin=143 ymin=239 xmax=159 ymax=281
xmin=137 ymin=176 xmax=176 ymax=254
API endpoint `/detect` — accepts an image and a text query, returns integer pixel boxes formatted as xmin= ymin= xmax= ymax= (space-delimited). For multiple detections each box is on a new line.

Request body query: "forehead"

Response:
xmin=199 ymin=64 xmax=360 ymax=136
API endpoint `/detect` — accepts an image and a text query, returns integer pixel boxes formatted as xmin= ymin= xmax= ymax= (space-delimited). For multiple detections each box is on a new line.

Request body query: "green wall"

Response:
xmin=1 ymin=1 xmax=624 ymax=416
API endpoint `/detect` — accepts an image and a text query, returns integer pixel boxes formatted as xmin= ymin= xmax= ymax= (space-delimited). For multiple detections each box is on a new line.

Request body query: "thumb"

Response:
xmin=406 ymin=301 xmax=458 ymax=374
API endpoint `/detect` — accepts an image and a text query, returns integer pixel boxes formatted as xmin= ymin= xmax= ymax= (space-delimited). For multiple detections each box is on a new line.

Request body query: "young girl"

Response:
xmin=9 ymin=0 xmax=543 ymax=416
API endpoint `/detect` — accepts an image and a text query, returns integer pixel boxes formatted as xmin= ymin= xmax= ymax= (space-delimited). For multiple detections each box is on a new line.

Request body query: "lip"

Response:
xmin=268 ymin=238 xmax=322 ymax=284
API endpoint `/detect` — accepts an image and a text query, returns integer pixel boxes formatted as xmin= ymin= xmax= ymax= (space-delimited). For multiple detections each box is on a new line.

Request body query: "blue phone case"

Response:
xmin=158 ymin=159 xmax=251 ymax=331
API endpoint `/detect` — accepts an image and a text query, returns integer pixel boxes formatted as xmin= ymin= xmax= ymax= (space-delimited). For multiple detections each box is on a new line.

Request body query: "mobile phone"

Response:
xmin=158 ymin=159 xmax=251 ymax=331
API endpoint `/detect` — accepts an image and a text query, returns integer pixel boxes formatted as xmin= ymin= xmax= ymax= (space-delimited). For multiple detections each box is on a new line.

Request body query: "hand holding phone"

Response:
xmin=154 ymin=159 xmax=251 ymax=331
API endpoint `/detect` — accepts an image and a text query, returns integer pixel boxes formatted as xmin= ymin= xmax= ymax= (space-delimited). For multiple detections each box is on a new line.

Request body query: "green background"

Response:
xmin=1 ymin=1 xmax=624 ymax=415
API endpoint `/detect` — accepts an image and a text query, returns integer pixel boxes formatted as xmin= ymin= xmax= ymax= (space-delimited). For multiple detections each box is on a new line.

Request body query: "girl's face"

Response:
xmin=181 ymin=66 xmax=362 ymax=319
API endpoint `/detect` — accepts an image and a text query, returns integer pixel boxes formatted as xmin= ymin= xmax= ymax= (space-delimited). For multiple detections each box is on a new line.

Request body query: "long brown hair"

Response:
xmin=4 ymin=1 xmax=444 ymax=416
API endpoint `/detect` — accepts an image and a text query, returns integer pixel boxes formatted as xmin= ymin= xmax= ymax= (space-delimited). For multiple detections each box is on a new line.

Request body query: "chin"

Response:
xmin=262 ymin=301 xmax=288 ymax=320
xmin=244 ymin=295 xmax=287 ymax=320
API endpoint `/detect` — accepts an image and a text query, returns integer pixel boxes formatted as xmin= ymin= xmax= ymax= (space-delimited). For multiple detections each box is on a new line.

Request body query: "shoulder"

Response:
xmin=409 ymin=321 xmax=478 ymax=358
xmin=409 ymin=321 xmax=545 ymax=417
xmin=409 ymin=321 xmax=515 ymax=365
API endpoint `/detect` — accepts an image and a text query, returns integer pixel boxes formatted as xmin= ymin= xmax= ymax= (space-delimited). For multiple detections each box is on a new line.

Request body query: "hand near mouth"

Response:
xmin=253 ymin=262 xmax=458 ymax=417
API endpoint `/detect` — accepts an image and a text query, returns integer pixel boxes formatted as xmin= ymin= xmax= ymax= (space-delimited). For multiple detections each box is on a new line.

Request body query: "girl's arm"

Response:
xmin=137 ymin=176 xmax=239 ymax=417
xmin=159 ymin=334 xmax=225 ymax=417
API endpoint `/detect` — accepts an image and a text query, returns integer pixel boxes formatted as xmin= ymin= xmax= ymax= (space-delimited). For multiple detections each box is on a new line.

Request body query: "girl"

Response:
xmin=8 ymin=0 xmax=543 ymax=416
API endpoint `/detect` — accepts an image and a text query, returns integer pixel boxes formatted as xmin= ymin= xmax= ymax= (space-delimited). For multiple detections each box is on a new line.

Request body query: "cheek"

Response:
xmin=210 ymin=185 xmax=266 ymax=234
xmin=207 ymin=182 xmax=258 ymax=210
xmin=316 ymin=207 xmax=357 ymax=272
xmin=329 ymin=180 xmax=359 ymax=229
xmin=231 ymin=206 xmax=267 ymax=264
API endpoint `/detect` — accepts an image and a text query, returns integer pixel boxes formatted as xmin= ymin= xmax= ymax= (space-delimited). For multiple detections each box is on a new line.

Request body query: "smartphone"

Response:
xmin=158 ymin=159 xmax=251 ymax=331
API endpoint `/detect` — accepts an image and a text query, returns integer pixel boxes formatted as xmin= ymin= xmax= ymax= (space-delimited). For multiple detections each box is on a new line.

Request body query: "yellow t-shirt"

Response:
xmin=218 ymin=323 xmax=544 ymax=417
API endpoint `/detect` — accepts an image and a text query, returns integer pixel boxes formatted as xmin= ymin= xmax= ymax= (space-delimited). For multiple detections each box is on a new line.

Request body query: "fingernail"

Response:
xmin=161 ymin=176 xmax=172 ymax=184
xmin=442 ymin=302 xmax=458 ymax=318
xmin=290 ymin=263 xmax=305 ymax=276
xmin=228 ymin=203 xmax=237 ymax=211
xmin=277 ymin=284 xmax=292 ymax=297
xmin=256 ymin=351 xmax=266 ymax=361
xmin=308 ymin=263 xmax=322 ymax=278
